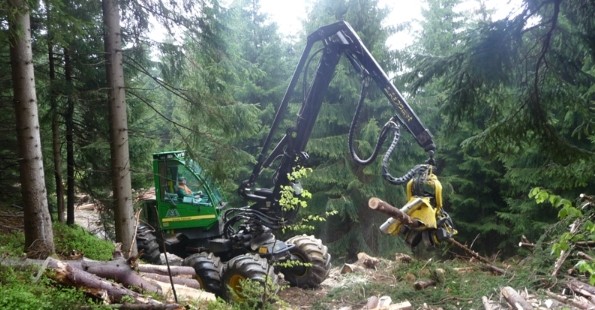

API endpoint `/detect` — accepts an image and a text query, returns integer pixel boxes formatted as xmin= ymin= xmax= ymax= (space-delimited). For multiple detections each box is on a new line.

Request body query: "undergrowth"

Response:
xmin=0 ymin=223 xmax=115 ymax=309
xmin=311 ymin=255 xmax=539 ymax=310
xmin=53 ymin=222 xmax=115 ymax=260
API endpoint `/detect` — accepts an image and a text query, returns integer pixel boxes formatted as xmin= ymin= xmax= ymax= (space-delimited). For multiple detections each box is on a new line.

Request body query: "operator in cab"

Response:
xmin=177 ymin=177 xmax=193 ymax=198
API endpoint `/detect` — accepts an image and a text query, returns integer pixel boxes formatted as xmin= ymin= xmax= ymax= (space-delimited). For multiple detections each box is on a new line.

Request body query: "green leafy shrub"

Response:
xmin=280 ymin=166 xmax=337 ymax=234
xmin=530 ymin=188 xmax=595 ymax=284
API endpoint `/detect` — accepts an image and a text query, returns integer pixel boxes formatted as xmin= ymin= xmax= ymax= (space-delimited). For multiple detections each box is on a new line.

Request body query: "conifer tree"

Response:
xmin=7 ymin=0 xmax=55 ymax=258
xmin=406 ymin=0 xmax=595 ymax=253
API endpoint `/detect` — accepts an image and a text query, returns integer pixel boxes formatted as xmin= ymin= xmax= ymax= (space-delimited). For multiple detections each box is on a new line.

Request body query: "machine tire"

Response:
xmin=280 ymin=234 xmax=331 ymax=288
xmin=183 ymin=252 xmax=223 ymax=295
xmin=221 ymin=253 xmax=279 ymax=301
xmin=136 ymin=224 xmax=162 ymax=264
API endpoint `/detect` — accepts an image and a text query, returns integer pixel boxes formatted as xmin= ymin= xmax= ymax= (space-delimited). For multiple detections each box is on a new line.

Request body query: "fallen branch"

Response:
xmin=518 ymin=235 xmax=535 ymax=249
xmin=552 ymin=248 xmax=573 ymax=277
xmin=481 ymin=296 xmax=493 ymax=310
xmin=447 ymin=238 xmax=506 ymax=275
xmin=577 ymin=251 xmax=594 ymax=262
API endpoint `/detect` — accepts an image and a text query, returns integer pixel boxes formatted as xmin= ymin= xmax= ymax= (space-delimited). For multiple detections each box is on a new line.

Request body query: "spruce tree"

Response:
xmin=406 ymin=0 xmax=595 ymax=253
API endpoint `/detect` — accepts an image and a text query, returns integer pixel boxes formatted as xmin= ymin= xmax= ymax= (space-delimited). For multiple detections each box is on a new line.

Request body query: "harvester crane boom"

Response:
xmin=239 ymin=21 xmax=435 ymax=220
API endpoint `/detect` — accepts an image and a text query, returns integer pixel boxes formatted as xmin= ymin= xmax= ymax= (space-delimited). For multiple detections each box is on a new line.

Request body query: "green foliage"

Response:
xmin=53 ymin=222 xmax=115 ymax=260
xmin=224 ymin=278 xmax=287 ymax=310
xmin=279 ymin=167 xmax=338 ymax=234
xmin=0 ymin=232 xmax=26 ymax=256
xmin=279 ymin=167 xmax=314 ymax=212
xmin=530 ymin=188 xmax=595 ymax=284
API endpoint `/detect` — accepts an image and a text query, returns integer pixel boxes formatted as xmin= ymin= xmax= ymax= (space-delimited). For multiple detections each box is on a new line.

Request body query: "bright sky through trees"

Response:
xmin=259 ymin=0 xmax=524 ymax=49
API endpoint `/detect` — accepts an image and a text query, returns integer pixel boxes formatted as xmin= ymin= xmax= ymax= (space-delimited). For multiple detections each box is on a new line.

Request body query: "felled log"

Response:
xmin=75 ymin=258 xmax=161 ymax=294
xmin=566 ymin=278 xmax=595 ymax=300
xmin=0 ymin=256 xmax=208 ymax=306
xmin=140 ymin=272 xmax=200 ymax=289
xmin=368 ymin=197 xmax=422 ymax=228
xmin=413 ymin=279 xmax=436 ymax=290
xmin=341 ymin=263 xmax=364 ymax=274
xmin=500 ymin=286 xmax=532 ymax=310
xmin=47 ymin=258 xmax=171 ymax=306
xmin=357 ymin=252 xmax=380 ymax=269
xmin=151 ymin=280 xmax=216 ymax=303
xmin=137 ymin=264 xmax=196 ymax=277
xmin=544 ymin=290 xmax=593 ymax=310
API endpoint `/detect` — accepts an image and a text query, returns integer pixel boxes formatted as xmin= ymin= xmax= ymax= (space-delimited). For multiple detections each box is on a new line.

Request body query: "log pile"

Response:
xmin=0 ymin=250 xmax=214 ymax=308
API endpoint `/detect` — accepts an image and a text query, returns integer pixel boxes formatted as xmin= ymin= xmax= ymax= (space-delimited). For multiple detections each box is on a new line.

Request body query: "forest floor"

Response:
xmin=0 ymin=202 xmax=590 ymax=309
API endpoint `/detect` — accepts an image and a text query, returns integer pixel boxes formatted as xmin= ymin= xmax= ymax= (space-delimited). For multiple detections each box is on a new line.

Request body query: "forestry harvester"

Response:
xmin=136 ymin=21 xmax=456 ymax=300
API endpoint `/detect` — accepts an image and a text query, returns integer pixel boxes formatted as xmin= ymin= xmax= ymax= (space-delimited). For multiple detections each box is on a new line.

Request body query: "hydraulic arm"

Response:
xmin=238 ymin=21 xmax=436 ymax=220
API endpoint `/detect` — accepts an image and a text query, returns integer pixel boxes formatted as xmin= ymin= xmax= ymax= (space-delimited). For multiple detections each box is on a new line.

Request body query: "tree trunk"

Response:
xmin=102 ymin=0 xmax=137 ymax=257
xmin=64 ymin=47 xmax=76 ymax=226
xmin=9 ymin=0 xmax=55 ymax=259
xmin=46 ymin=0 xmax=66 ymax=223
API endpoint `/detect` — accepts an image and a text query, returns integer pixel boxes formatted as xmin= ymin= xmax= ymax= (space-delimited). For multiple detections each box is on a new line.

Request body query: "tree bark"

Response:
xmin=137 ymin=264 xmax=197 ymax=277
xmin=9 ymin=0 xmax=55 ymax=258
xmin=64 ymin=47 xmax=76 ymax=226
xmin=102 ymin=0 xmax=136 ymax=257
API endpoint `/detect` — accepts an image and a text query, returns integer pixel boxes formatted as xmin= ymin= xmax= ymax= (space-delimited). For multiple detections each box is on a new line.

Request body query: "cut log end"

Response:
xmin=368 ymin=197 xmax=381 ymax=209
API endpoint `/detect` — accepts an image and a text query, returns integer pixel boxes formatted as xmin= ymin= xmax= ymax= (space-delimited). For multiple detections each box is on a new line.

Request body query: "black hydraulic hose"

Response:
xmin=381 ymin=123 xmax=427 ymax=185
xmin=303 ymin=47 xmax=325 ymax=102
xmin=348 ymin=78 xmax=392 ymax=165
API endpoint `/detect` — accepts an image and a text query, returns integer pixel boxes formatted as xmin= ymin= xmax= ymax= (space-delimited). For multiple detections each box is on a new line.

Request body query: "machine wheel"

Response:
xmin=221 ymin=253 xmax=279 ymax=301
xmin=183 ymin=252 xmax=223 ymax=295
xmin=280 ymin=234 xmax=331 ymax=288
xmin=136 ymin=224 xmax=162 ymax=264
